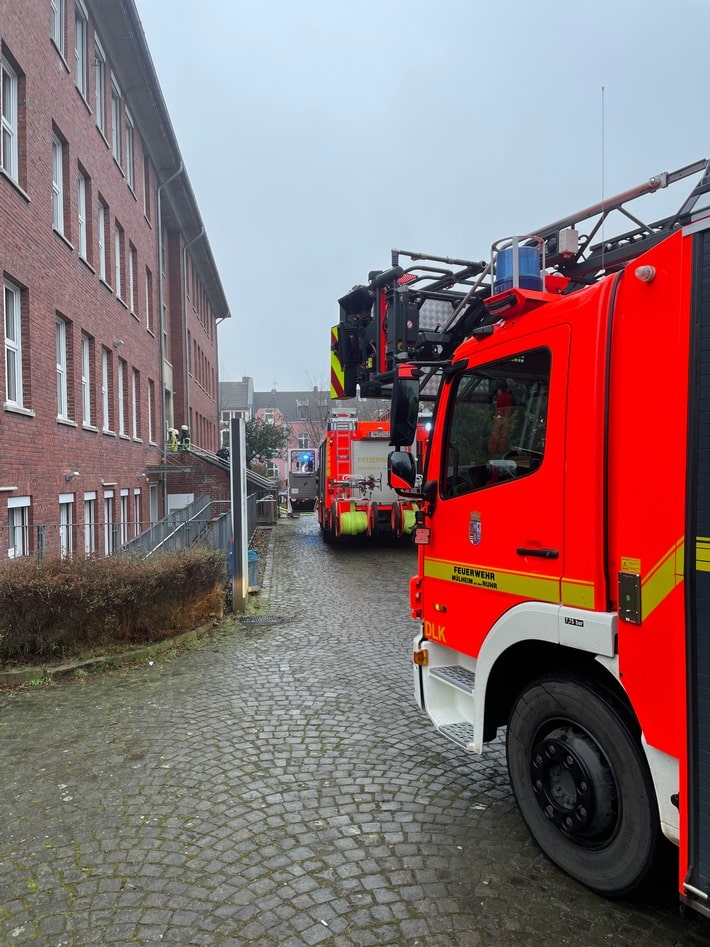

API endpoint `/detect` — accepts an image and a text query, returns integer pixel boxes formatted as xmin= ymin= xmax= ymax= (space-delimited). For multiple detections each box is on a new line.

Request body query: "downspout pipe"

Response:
xmin=156 ymin=161 xmax=183 ymax=513
xmin=156 ymin=161 xmax=183 ymax=433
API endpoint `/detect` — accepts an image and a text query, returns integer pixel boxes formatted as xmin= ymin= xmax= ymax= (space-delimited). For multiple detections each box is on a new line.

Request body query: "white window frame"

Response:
xmin=56 ymin=317 xmax=68 ymax=419
xmin=94 ymin=39 xmax=105 ymax=134
xmin=52 ymin=135 xmax=64 ymax=234
xmin=59 ymin=495 xmax=74 ymax=559
xmin=81 ymin=333 xmax=92 ymax=426
xmin=74 ymin=3 xmax=88 ymax=98
xmin=8 ymin=497 xmax=30 ymax=558
xmin=103 ymin=491 xmax=114 ymax=555
xmin=145 ymin=267 xmax=153 ymax=332
xmin=128 ymin=243 xmax=137 ymax=313
xmin=50 ymin=0 xmax=65 ymax=56
xmin=125 ymin=110 xmax=134 ymax=189
xmin=117 ymin=357 xmax=126 ymax=435
xmin=98 ymin=200 xmax=106 ymax=281
xmin=111 ymin=76 xmax=122 ymax=165
xmin=1 ymin=58 xmax=19 ymax=182
xmin=101 ymin=347 xmax=110 ymax=431
xmin=114 ymin=224 xmax=122 ymax=298
xmin=4 ymin=280 xmax=23 ymax=407
xmin=77 ymin=170 xmax=87 ymax=259
xmin=147 ymin=377 xmax=155 ymax=443
xmin=83 ymin=494 xmax=96 ymax=556
xmin=120 ymin=490 xmax=129 ymax=546
xmin=131 ymin=367 xmax=139 ymax=438
xmin=133 ymin=489 xmax=141 ymax=539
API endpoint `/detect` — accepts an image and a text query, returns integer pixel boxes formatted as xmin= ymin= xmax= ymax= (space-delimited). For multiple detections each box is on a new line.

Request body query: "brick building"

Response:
xmin=219 ymin=381 xmax=330 ymax=487
xmin=0 ymin=0 xmax=230 ymax=559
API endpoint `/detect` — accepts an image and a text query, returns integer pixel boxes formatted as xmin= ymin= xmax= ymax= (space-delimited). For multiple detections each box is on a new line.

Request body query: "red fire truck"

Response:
xmin=316 ymin=415 xmax=424 ymax=543
xmin=331 ymin=158 xmax=710 ymax=912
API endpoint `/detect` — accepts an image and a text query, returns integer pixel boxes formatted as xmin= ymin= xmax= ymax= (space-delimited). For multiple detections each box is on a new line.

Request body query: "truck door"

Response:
xmin=423 ymin=330 xmax=569 ymax=656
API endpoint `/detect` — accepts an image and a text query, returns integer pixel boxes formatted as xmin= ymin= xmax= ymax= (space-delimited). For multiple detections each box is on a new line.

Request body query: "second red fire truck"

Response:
xmin=316 ymin=415 xmax=425 ymax=543
xmin=331 ymin=158 xmax=710 ymax=915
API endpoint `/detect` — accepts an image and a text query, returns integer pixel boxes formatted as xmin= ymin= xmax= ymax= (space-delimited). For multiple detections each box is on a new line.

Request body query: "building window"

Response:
xmin=142 ymin=155 xmax=151 ymax=220
xmin=59 ymin=496 xmax=74 ymax=559
xmin=120 ymin=491 xmax=129 ymax=546
xmin=111 ymin=76 xmax=122 ymax=165
xmin=103 ymin=492 xmax=114 ymax=555
xmin=83 ymin=494 xmax=96 ymax=556
xmin=264 ymin=409 xmax=275 ymax=424
xmin=56 ymin=317 xmax=69 ymax=419
xmin=1 ymin=56 xmax=19 ymax=182
xmin=114 ymin=221 xmax=124 ymax=298
xmin=50 ymin=0 xmax=65 ymax=56
xmin=117 ymin=357 xmax=126 ymax=435
xmin=131 ymin=367 xmax=139 ymax=438
xmin=77 ymin=169 xmax=88 ymax=258
xmin=8 ymin=498 xmax=30 ymax=558
xmin=147 ymin=377 xmax=155 ymax=443
xmin=4 ymin=279 xmax=23 ymax=408
xmin=74 ymin=3 xmax=88 ymax=98
xmin=98 ymin=198 xmax=107 ymax=281
xmin=81 ymin=333 xmax=92 ymax=426
xmin=94 ymin=39 xmax=105 ymax=134
xmin=298 ymin=433 xmax=310 ymax=449
xmin=128 ymin=243 xmax=137 ymax=313
xmin=133 ymin=490 xmax=141 ymax=538
xmin=125 ymin=110 xmax=134 ymax=189
xmin=101 ymin=347 xmax=111 ymax=431
xmin=145 ymin=267 xmax=153 ymax=332
xmin=52 ymin=134 xmax=65 ymax=234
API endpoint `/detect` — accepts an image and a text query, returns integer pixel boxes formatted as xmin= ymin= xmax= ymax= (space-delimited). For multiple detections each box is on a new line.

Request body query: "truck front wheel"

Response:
xmin=506 ymin=676 xmax=659 ymax=897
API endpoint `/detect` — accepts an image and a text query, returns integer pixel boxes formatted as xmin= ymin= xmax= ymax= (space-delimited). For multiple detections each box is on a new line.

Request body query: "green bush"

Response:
xmin=0 ymin=547 xmax=228 ymax=663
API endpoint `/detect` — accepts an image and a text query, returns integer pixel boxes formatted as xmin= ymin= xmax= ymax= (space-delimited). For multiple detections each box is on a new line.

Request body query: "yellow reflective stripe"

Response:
xmin=423 ymin=557 xmax=560 ymax=603
xmin=696 ymin=537 xmax=710 ymax=572
xmin=643 ymin=539 xmax=684 ymax=617
xmin=561 ymin=579 xmax=595 ymax=609
xmin=330 ymin=326 xmax=345 ymax=399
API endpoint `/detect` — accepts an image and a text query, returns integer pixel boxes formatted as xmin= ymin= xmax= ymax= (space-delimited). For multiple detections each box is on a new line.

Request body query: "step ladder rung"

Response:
xmin=429 ymin=665 xmax=475 ymax=693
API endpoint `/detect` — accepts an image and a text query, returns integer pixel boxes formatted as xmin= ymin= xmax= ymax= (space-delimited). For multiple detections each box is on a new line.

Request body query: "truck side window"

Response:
xmin=441 ymin=347 xmax=551 ymax=498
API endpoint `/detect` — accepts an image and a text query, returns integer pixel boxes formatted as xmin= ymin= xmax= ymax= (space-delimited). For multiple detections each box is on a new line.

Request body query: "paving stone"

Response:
xmin=0 ymin=516 xmax=709 ymax=945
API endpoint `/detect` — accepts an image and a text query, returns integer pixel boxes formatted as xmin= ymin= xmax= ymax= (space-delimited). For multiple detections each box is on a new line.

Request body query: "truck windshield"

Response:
xmin=441 ymin=347 xmax=551 ymax=498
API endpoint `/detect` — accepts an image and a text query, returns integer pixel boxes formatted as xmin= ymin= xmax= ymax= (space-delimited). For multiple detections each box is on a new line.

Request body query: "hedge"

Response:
xmin=0 ymin=547 xmax=229 ymax=662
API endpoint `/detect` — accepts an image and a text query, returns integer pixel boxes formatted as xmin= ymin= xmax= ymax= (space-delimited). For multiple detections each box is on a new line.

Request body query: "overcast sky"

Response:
xmin=134 ymin=0 xmax=710 ymax=393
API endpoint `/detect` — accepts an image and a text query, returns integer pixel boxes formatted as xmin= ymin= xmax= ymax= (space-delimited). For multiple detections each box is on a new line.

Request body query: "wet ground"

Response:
xmin=0 ymin=515 xmax=707 ymax=945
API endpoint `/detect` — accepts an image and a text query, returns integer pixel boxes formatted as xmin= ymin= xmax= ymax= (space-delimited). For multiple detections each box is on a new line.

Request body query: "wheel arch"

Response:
xmin=482 ymin=640 xmax=635 ymax=743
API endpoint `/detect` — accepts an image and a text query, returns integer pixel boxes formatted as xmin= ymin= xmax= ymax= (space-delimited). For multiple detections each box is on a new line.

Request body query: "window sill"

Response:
xmin=51 ymin=41 xmax=70 ymax=73
xmin=117 ymin=296 xmax=128 ymax=310
xmin=79 ymin=256 xmax=95 ymax=275
xmin=53 ymin=228 xmax=75 ymax=251
xmin=131 ymin=310 xmax=140 ymax=323
xmin=99 ymin=277 xmax=113 ymax=293
xmin=118 ymin=433 xmax=130 ymax=440
xmin=82 ymin=423 xmax=98 ymax=432
xmin=96 ymin=126 xmax=109 ymax=149
xmin=102 ymin=429 xmax=116 ymax=437
xmin=57 ymin=416 xmax=77 ymax=428
xmin=4 ymin=403 xmax=35 ymax=418
xmin=76 ymin=87 xmax=92 ymax=116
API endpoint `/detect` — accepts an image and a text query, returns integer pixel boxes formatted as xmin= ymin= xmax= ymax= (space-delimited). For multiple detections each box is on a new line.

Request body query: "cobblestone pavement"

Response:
xmin=1 ymin=515 xmax=708 ymax=946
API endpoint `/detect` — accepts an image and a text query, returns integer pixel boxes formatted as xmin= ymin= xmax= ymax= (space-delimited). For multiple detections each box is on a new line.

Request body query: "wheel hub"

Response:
xmin=529 ymin=723 xmax=619 ymax=847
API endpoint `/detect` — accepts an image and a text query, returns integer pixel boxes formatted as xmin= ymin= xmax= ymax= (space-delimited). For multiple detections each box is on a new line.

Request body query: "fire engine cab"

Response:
xmin=331 ymin=158 xmax=710 ymax=912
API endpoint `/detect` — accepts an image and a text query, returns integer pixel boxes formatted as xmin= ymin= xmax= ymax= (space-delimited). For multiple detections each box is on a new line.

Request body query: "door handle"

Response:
xmin=517 ymin=547 xmax=559 ymax=559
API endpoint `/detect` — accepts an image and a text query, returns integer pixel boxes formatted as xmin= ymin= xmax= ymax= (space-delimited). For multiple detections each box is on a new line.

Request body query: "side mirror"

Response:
xmin=388 ymin=450 xmax=417 ymax=491
xmin=390 ymin=364 xmax=420 ymax=447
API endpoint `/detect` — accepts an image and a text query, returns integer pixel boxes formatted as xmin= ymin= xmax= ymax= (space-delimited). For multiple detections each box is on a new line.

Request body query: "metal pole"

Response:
xmin=230 ymin=417 xmax=248 ymax=612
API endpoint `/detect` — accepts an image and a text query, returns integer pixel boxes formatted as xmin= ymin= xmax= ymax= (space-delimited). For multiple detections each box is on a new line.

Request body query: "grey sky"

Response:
xmin=134 ymin=0 xmax=710 ymax=392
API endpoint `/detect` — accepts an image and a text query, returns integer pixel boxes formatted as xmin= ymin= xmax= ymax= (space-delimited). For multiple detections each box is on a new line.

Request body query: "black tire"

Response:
xmin=506 ymin=676 xmax=659 ymax=897
xmin=369 ymin=501 xmax=379 ymax=537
